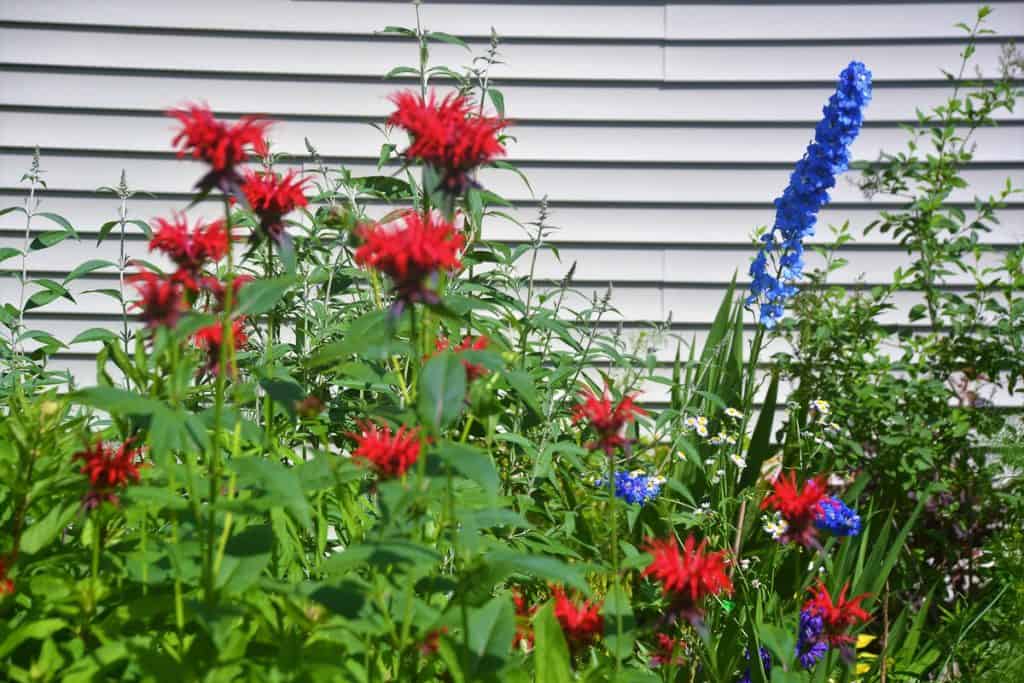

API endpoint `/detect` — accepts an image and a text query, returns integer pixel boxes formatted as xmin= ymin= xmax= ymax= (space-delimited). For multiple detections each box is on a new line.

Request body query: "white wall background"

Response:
xmin=0 ymin=1 xmax=1022 ymax=403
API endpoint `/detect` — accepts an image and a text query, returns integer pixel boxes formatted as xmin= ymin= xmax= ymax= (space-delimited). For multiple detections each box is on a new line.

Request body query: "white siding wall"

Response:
xmin=1 ymin=0 xmax=1022 ymax=403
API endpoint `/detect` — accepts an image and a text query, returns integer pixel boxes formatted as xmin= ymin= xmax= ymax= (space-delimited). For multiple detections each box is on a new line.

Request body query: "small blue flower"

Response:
xmin=594 ymin=469 xmax=664 ymax=505
xmin=815 ymin=497 xmax=862 ymax=536
xmin=747 ymin=61 xmax=872 ymax=328
xmin=795 ymin=610 xmax=829 ymax=668
xmin=738 ymin=646 xmax=772 ymax=683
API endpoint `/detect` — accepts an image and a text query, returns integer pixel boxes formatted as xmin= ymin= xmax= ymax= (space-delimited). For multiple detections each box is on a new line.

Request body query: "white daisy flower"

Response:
xmin=725 ymin=407 xmax=743 ymax=419
xmin=729 ymin=453 xmax=747 ymax=468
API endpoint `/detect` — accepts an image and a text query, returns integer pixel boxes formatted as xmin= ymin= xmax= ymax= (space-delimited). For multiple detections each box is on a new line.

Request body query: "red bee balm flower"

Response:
xmin=572 ymin=387 xmax=646 ymax=454
xmin=804 ymin=581 xmax=870 ymax=647
xmin=201 ymin=274 xmax=253 ymax=312
xmin=169 ymin=103 xmax=271 ymax=193
xmin=194 ymin=318 xmax=248 ymax=376
xmin=388 ymin=90 xmax=507 ymax=194
xmin=0 ymin=557 xmax=15 ymax=597
xmin=130 ymin=270 xmax=186 ymax=329
xmin=642 ymin=535 xmax=732 ymax=623
xmin=649 ymin=633 xmax=686 ymax=667
xmin=354 ymin=212 xmax=464 ymax=309
xmin=150 ymin=215 xmax=230 ymax=290
xmin=73 ymin=439 xmax=144 ymax=509
xmin=551 ymin=586 xmax=603 ymax=651
xmin=241 ymin=169 xmax=309 ymax=243
xmin=349 ymin=422 xmax=422 ymax=478
xmin=512 ymin=591 xmax=539 ymax=650
xmin=761 ymin=472 xmax=829 ymax=547
xmin=436 ymin=335 xmax=490 ymax=381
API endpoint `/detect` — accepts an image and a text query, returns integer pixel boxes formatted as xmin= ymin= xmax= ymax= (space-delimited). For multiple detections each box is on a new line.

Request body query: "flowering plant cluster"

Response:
xmin=1 ymin=7 xmax=1018 ymax=683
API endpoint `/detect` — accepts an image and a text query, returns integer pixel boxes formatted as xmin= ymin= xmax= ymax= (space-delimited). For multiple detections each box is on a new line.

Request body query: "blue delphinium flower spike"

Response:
xmin=747 ymin=62 xmax=872 ymax=328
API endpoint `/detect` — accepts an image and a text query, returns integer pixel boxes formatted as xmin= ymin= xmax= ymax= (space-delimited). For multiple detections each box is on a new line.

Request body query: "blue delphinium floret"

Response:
xmin=815 ymin=496 xmax=862 ymax=536
xmin=738 ymin=646 xmax=772 ymax=683
xmin=795 ymin=610 xmax=829 ymax=668
xmin=594 ymin=469 xmax=665 ymax=505
xmin=747 ymin=61 xmax=872 ymax=328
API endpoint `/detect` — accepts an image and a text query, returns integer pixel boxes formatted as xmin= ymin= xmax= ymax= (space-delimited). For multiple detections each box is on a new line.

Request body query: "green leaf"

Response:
xmin=0 ymin=247 xmax=21 ymax=264
xmin=0 ymin=619 xmax=67 ymax=659
xmin=71 ymin=328 xmax=121 ymax=345
xmin=418 ymin=351 xmax=467 ymax=433
xmin=230 ymin=457 xmax=313 ymax=530
xmin=602 ymin=583 xmax=636 ymax=661
xmin=29 ymin=230 xmax=72 ymax=251
xmin=740 ymin=371 xmax=779 ymax=490
xmin=309 ymin=310 xmax=394 ymax=366
xmin=465 ymin=596 xmax=516 ymax=678
xmin=149 ymin=405 xmax=203 ymax=456
xmin=122 ymin=486 xmax=189 ymax=512
xmin=218 ymin=524 xmax=273 ymax=594
xmin=20 ymin=503 xmax=76 ymax=555
xmin=505 ymin=369 xmax=542 ymax=415
xmin=235 ymin=277 xmax=294 ymax=315
xmin=36 ymin=212 xmax=77 ymax=235
xmin=435 ymin=441 xmax=499 ymax=496
xmin=308 ymin=581 xmax=366 ymax=618
xmin=533 ymin=602 xmax=571 ymax=683
xmin=487 ymin=88 xmax=506 ymax=118
xmin=428 ymin=31 xmax=470 ymax=50
xmin=64 ymin=259 xmax=117 ymax=283
xmin=481 ymin=550 xmax=589 ymax=594
xmin=73 ymin=386 xmax=161 ymax=415
xmin=260 ymin=377 xmax=305 ymax=416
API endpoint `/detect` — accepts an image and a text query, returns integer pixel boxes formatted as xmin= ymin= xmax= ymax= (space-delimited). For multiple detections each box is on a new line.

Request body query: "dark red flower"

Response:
xmin=73 ymin=439 xmax=144 ymax=510
xmin=130 ymin=270 xmax=186 ymax=328
xmin=761 ymin=472 xmax=829 ymax=547
xmin=0 ymin=557 xmax=14 ymax=597
xmin=294 ymin=395 xmax=325 ymax=418
xmin=354 ymin=211 xmax=464 ymax=308
xmin=803 ymin=581 xmax=870 ymax=647
xmin=169 ymin=103 xmax=271 ymax=194
xmin=551 ymin=586 xmax=603 ymax=651
xmin=642 ymin=535 xmax=732 ymax=623
xmin=193 ymin=318 xmax=248 ymax=376
xmin=150 ymin=215 xmax=230 ymax=290
xmin=572 ymin=387 xmax=646 ymax=454
xmin=348 ymin=422 xmax=421 ymax=479
xmin=241 ymin=169 xmax=309 ymax=243
xmin=512 ymin=591 xmax=538 ymax=650
xmin=388 ymin=90 xmax=507 ymax=194
xmin=419 ymin=626 xmax=448 ymax=656
xmin=436 ymin=335 xmax=491 ymax=382
xmin=649 ymin=632 xmax=686 ymax=667
xmin=201 ymin=274 xmax=253 ymax=312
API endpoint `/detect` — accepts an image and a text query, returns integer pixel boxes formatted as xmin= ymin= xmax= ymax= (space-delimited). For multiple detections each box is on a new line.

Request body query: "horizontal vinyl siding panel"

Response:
xmin=3 ymin=110 xmax=1023 ymax=163
xmin=664 ymin=42 xmax=1012 ymax=82
xmin=664 ymin=3 xmax=1024 ymax=40
xmin=0 ymin=27 xmax=665 ymax=82
xmin=2 ymin=1 xmax=1021 ymax=40
xmin=5 ymin=70 xmax=1022 ymax=123
xmin=0 ymin=1 xmax=669 ymax=40
xmin=4 ymin=196 xmax=1023 ymax=247
xmin=2 ymin=26 xmax=1019 ymax=84
xmin=0 ymin=151 xmax=1016 ymax=204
